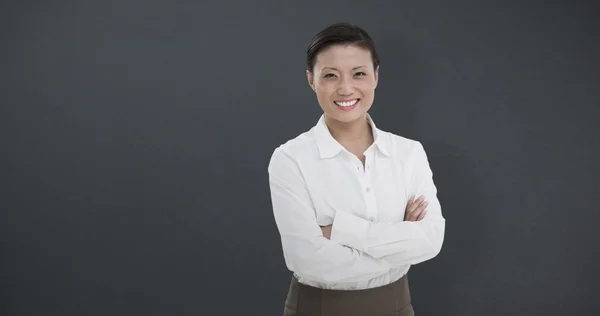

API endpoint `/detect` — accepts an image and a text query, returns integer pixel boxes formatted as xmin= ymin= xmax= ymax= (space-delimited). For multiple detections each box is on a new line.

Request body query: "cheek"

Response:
xmin=315 ymin=85 xmax=334 ymax=99
xmin=359 ymin=79 xmax=377 ymax=89
xmin=316 ymin=92 xmax=332 ymax=105
xmin=357 ymin=89 xmax=374 ymax=99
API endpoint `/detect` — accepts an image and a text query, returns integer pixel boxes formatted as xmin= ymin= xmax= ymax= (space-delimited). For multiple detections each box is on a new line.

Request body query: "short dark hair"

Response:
xmin=306 ymin=22 xmax=380 ymax=72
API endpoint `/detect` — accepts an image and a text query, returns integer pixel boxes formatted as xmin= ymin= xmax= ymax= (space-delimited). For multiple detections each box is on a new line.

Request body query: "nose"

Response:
xmin=336 ymin=77 xmax=354 ymax=95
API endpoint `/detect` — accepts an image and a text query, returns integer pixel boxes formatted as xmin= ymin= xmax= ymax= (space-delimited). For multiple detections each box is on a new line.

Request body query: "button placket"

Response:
xmin=363 ymin=153 xmax=378 ymax=221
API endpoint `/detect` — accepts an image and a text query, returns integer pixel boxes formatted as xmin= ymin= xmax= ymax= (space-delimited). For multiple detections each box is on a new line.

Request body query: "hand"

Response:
xmin=405 ymin=195 xmax=428 ymax=221
xmin=320 ymin=225 xmax=332 ymax=239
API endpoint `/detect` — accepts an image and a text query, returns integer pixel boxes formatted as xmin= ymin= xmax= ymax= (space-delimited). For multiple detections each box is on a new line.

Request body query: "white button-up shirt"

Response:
xmin=268 ymin=114 xmax=445 ymax=290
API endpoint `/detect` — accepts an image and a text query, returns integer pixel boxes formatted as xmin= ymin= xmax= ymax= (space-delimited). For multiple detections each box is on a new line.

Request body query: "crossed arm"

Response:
xmin=320 ymin=194 xmax=429 ymax=237
xmin=268 ymin=141 xmax=445 ymax=284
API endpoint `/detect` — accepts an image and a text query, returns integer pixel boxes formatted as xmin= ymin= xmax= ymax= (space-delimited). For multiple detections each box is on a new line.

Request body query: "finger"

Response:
xmin=414 ymin=197 xmax=428 ymax=212
xmin=407 ymin=195 xmax=422 ymax=213
xmin=411 ymin=203 xmax=427 ymax=219
xmin=405 ymin=205 xmax=418 ymax=221
xmin=406 ymin=206 xmax=422 ymax=221
xmin=417 ymin=209 xmax=428 ymax=221
xmin=408 ymin=196 xmax=426 ymax=214
xmin=406 ymin=210 xmax=419 ymax=221
xmin=409 ymin=200 xmax=429 ymax=220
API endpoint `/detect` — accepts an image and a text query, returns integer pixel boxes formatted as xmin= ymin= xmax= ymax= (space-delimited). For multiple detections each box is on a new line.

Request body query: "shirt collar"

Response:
xmin=314 ymin=113 xmax=391 ymax=159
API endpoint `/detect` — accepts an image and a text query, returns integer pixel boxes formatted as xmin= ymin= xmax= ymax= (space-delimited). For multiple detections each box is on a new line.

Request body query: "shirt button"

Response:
xmin=366 ymin=187 xmax=371 ymax=192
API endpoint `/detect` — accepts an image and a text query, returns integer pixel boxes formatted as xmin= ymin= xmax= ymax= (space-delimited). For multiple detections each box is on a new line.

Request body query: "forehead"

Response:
xmin=314 ymin=44 xmax=372 ymax=70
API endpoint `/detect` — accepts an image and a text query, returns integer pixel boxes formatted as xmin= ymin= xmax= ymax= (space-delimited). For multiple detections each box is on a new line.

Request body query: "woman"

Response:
xmin=268 ymin=22 xmax=446 ymax=316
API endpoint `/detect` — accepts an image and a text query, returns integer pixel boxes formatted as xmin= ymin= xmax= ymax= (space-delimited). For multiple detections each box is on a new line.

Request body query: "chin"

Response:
xmin=327 ymin=109 xmax=368 ymax=124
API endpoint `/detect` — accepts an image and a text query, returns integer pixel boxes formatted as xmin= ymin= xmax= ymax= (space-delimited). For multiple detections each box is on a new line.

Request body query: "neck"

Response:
xmin=324 ymin=114 xmax=373 ymax=144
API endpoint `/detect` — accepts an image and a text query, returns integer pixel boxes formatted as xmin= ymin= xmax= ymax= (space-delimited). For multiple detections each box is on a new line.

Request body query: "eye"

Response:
xmin=355 ymin=72 xmax=367 ymax=76
xmin=323 ymin=73 xmax=337 ymax=78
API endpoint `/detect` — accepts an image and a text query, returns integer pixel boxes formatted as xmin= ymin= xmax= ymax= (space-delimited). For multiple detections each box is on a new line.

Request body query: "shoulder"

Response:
xmin=268 ymin=127 xmax=319 ymax=173
xmin=379 ymin=130 xmax=433 ymax=178
xmin=379 ymin=128 xmax=427 ymax=160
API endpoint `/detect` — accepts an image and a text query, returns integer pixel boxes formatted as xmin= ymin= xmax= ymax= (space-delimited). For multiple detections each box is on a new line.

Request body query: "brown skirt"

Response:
xmin=283 ymin=274 xmax=414 ymax=316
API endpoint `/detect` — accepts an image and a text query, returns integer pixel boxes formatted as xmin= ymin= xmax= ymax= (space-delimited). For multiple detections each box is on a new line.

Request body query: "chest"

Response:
xmin=303 ymin=154 xmax=410 ymax=226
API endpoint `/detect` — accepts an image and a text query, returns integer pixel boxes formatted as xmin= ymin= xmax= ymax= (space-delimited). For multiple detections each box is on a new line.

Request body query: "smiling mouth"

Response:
xmin=334 ymin=99 xmax=360 ymax=107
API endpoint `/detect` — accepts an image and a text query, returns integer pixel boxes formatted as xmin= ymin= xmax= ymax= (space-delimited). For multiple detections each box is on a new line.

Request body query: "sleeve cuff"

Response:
xmin=330 ymin=211 xmax=371 ymax=252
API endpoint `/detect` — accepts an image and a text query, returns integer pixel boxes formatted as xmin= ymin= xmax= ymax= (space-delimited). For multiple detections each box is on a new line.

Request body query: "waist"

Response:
xmin=294 ymin=265 xmax=409 ymax=290
xmin=286 ymin=272 xmax=413 ymax=316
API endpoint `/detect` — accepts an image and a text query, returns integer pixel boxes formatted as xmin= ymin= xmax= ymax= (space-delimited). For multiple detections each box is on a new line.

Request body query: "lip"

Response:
xmin=334 ymin=98 xmax=359 ymax=103
xmin=334 ymin=98 xmax=360 ymax=111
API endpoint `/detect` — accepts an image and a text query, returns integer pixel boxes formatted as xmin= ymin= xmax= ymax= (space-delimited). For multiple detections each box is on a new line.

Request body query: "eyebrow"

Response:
xmin=321 ymin=66 xmax=367 ymax=71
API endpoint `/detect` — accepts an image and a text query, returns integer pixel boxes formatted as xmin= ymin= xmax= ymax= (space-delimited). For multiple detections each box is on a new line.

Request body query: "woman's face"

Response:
xmin=307 ymin=44 xmax=379 ymax=124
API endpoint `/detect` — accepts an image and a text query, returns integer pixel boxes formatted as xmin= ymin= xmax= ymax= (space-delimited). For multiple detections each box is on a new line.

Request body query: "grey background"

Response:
xmin=1 ymin=1 xmax=599 ymax=315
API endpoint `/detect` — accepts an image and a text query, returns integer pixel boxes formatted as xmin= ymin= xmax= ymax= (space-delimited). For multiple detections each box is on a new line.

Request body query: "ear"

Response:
xmin=306 ymin=70 xmax=315 ymax=92
xmin=374 ymin=66 xmax=379 ymax=89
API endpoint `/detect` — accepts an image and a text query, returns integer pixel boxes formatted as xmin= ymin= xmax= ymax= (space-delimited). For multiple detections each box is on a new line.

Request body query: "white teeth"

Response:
xmin=334 ymin=99 xmax=359 ymax=107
